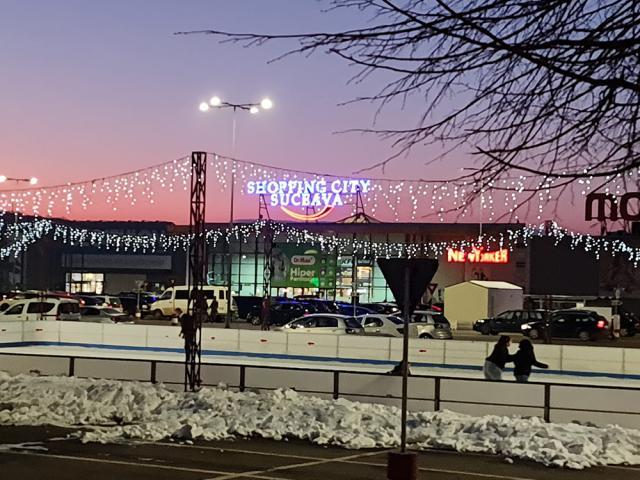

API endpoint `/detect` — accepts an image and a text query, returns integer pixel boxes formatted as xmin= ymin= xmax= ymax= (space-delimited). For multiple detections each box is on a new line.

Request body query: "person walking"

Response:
xmin=513 ymin=339 xmax=548 ymax=382
xmin=209 ymin=296 xmax=219 ymax=323
xmin=483 ymin=335 xmax=514 ymax=380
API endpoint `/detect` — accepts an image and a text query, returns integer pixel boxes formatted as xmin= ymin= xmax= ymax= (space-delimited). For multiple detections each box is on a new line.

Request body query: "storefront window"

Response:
xmin=65 ymin=272 xmax=104 ymax=294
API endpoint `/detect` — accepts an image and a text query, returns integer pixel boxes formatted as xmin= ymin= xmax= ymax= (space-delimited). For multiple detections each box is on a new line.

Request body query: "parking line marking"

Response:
xmin=1 ymin=450 xmax=292 ymax=479
xmin=207 ymin=450 xmax=391 ymax=480
xmin=156 ymin=443 xmax=536 ymax=480
xmin=346 ymin=460 xmax=536 ymax=480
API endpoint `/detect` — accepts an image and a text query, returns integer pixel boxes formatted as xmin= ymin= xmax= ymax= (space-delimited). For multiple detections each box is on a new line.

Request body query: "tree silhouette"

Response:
xmin=180 ymin=0 xmax=640 ymax=207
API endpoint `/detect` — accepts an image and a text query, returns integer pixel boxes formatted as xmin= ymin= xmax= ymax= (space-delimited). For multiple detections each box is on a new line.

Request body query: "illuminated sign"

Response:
xmin=246 ymin=178 xmax=371 ymax=221
xmin=447 ymin=248 xmax=509 ymax=264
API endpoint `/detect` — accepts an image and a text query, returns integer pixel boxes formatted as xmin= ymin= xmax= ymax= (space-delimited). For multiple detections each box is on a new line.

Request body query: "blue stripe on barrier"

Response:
xmin=0 ymin=340 xmax=638 ymax=381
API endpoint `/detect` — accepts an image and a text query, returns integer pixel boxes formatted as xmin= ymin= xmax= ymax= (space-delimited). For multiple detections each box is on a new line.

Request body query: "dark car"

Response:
xmin=359 ymin=302 xmax=400 ymax=315
xmin=78 ymin=295 xmax=101 ymax=307
xmin=295 ymin=297 xmax=339 ymax=313
xmin=521 ymin=310 xmax=608 ymax=341
xmin=620 ymin=310 xmax=640 ymax=337
xmin=473 ymin=310 xmax=547 ymax=335
xmin=246 ymin=300 xmax=317 ymax=326
xmin=335 ymin=302 xmax=374 ymax=317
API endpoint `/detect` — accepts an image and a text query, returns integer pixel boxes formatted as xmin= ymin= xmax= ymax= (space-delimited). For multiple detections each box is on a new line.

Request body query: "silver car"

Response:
xmin=410 ymin=310 xmax=453 ymax=339
xmin=357 ymin=314 xmax=405 ymax=337
xmin=275 ymin=314 xmax=364 ymax=335
xmin=358 ymin=312 xmax=453 ymax=339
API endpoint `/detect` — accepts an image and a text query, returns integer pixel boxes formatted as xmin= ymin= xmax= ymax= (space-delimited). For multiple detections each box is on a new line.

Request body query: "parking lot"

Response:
xmin=136 ymin=317 xmax=640 ymax=348
xmin=1 ymin=425 xmax=639 ymax=480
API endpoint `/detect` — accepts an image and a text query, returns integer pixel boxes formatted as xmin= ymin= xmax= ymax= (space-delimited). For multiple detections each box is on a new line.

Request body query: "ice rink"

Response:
xmin=2 ymin=343 xmax=639 ymax=388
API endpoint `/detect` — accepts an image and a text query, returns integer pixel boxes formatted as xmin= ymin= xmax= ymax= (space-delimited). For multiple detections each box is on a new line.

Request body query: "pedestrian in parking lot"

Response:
xmin=483 ymin=335 xmax=514 ymax=381
xmin=513 ymin=339 xmax=548 ymax=383
xmin=209 ymin=296 xmax=219 ymax=323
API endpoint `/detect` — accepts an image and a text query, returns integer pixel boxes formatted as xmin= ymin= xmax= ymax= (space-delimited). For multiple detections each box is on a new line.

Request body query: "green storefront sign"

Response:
xmin=271 ymin=244 xmax=336 ymax=288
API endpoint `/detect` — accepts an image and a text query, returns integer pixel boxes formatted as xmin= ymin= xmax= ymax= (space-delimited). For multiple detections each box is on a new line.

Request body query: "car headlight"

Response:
xmin=521 ymin=324 xmax=531 ymax=330
xmin=475 ymin=319 xmax=484 ymax=324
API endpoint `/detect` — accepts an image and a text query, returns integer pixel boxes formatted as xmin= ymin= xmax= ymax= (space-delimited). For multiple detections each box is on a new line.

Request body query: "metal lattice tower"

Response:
xmin=185 ymin=151 xmax=207 ymax=392
xmin=261 ymin=222 xmax=274 ymax=331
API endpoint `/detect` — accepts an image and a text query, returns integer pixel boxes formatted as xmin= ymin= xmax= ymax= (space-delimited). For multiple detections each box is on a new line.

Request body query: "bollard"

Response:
xmin=387 ymin=451 xmax=417 ymax=480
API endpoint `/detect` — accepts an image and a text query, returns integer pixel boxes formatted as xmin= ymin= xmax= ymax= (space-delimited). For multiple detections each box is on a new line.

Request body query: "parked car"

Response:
xmin=148 ymin=285 xmax=235 ymax=320
xmin=473 ymin=310 xmax=547 ymax=335
xmin=359 ymin=303 xmax=400 ymax=315
xmin=620 ymin=310 xmax=640 ymax=337
xmin=357 ymin=314 xmax=404 ymax=336
xmin=521 ymin=310 xmax=608 ymax=341
xmin=409 ymin=310 xmax=453 ymax=339
xmin=275 ymin=314 xmax=364 ymax=335
xmin=246 ymin=300 xmax=316 ymax=326
xmin=0 ymin=298 xmax=81 ymax=322
xmin=335 ymin=302 xmax=374 ymax=316
xmin=81 ymin=306 xmax=130 ymax=323
xmin=118 ymin=292 xmax=158 ymax=316
xmin=89 ymin=295 xmax=124 ymax=313
xmin=294 ymin=297 xmax=339 ymax=313
xmin=78 ymin=295 xmax=100 ymax=307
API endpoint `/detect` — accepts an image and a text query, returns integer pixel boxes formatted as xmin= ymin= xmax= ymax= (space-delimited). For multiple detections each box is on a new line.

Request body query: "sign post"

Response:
xmin=377 ymin=258 xmax=439 ymax=480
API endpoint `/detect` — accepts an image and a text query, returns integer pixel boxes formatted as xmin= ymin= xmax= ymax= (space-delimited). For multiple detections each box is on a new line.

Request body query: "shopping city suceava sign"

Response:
xmin=246 ymin=178 xmax=372 ymax=221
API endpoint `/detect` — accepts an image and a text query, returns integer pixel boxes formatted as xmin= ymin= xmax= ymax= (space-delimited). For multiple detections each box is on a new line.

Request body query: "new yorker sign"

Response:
xmin=585 ymin=192 xmax=640 ymax=221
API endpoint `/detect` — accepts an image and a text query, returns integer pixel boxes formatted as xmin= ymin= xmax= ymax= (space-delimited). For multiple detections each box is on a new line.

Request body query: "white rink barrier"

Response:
xmin=0 ymin=348 xmax=639 ymax=429
xmin=0 ymin=321 xmax=639 ymax=378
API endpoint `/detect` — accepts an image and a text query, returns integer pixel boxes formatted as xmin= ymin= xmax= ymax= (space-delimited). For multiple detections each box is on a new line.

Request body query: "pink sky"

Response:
xmin=0 ymin=1 xmax=605 ymax=232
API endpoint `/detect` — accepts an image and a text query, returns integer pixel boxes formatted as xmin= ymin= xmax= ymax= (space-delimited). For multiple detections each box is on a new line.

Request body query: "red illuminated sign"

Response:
xmin=446 ymin=248 xmax=509 ymax=264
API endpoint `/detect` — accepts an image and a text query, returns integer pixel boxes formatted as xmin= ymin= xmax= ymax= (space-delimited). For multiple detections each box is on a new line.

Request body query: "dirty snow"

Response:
xmin=0 ymin=371 xmax=639 ymax=469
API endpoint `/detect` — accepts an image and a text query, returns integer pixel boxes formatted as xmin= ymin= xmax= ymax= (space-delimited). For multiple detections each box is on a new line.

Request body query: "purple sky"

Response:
xmin=0 ymin=1 xmax=598 ymax=230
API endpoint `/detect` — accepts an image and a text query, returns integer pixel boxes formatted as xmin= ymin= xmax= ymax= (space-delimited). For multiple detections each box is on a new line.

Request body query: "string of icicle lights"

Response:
xmin=1 ymin=152 xmax=628 ymax=223
xmin=2 ymin=217 xmax=640 ymax=266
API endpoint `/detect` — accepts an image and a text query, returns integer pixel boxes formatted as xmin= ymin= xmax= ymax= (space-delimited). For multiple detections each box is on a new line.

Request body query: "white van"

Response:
xmin=148 ymin=285 xmax=234 ymax=320
xmin=1 ymin=298 xmax=81 ymax=322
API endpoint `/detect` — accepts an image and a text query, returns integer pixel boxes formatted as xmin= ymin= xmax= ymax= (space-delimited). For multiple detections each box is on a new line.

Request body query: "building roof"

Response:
xmin=469 ymin=281 xmax=522 ymax=290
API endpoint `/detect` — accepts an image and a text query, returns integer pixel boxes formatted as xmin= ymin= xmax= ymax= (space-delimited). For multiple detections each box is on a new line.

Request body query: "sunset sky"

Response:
xmin=0 ymin=1 xmax=602 ymax=231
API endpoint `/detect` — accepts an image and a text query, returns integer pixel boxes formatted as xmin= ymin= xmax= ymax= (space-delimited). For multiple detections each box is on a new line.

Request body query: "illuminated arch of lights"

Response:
xmin=2 ymin=217 xmax=640 ymax=266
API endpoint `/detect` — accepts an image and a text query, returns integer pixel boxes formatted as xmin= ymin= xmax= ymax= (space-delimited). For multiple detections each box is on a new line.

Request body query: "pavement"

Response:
xmin=1 ymin=425 xmax=639 ymax=480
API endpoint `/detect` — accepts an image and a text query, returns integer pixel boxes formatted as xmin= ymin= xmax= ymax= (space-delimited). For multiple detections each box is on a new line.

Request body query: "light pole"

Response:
xmin=0 ymin=175 xmax=38 ymax=187
xmin=199 ymin=95 xmax=274 ymax=328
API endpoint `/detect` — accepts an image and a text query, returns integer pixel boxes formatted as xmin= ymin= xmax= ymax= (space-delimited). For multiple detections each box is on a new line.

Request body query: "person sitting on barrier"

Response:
xmin=513 ymin=339 xmax=548 ymax=383
xmin=483 ymin=335 xmax=514 ymax=381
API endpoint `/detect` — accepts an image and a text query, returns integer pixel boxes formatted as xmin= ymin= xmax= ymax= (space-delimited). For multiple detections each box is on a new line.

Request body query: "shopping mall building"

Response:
xmin=4 ymin=218 xmax=621 ymax=305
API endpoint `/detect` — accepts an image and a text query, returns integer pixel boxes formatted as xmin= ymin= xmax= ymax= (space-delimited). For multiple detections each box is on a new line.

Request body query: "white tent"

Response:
xmin=444 ymin=280 xmax=523 ymax=330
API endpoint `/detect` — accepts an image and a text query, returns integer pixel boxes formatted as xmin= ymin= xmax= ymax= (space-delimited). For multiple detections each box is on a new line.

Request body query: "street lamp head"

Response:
xmin=199 ymin=102 xmax=210 ymax=112
xmin=0 ymin=175 xmax=6 ymax=183
xmin=29 ymin=177 xmax=38 ymax=185
xmin=209 ymin=96 xmax=222 ymax=107
xmin=249 ymin=106 xmax=260 ymax=114
xmin=260 ymin=98 xmax=273 ymax=110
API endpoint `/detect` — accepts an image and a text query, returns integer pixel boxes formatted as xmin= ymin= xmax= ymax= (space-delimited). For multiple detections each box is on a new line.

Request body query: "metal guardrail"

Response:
xmin=2 ymin=350 xmax=639 ymax=424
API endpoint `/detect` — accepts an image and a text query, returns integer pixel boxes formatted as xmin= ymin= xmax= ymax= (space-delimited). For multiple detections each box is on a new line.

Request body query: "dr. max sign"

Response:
xmin=585 ymin=192 xmax=640 ymax=221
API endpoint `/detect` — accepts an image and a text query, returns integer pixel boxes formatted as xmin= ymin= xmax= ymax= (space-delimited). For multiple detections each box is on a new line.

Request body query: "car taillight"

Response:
xmin=597 ymin=320 xmax=607 ymax=329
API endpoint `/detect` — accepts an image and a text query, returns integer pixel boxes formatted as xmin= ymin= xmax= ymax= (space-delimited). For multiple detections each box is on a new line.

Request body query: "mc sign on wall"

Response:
xmin=585 ymin=192 xmax=640 ymax=221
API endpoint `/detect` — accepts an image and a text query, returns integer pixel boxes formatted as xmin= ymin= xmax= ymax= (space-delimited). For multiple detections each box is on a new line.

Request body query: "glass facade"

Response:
xmin=207 ymin=233 xmax=393 ymax=302
xmin=65 ymin=272 xmax=104 ymax=294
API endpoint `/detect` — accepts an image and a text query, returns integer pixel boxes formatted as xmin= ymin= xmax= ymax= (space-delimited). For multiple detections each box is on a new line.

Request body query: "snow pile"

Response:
xmin=1 ymin=372 xmax=639 ymax=469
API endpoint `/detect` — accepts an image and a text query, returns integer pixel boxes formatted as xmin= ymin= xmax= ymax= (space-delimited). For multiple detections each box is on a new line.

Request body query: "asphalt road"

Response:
xmin=136 ymin=318 xmax=640 ymax=348
xmin=1 ymin=425 xmax=639 ymax=480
